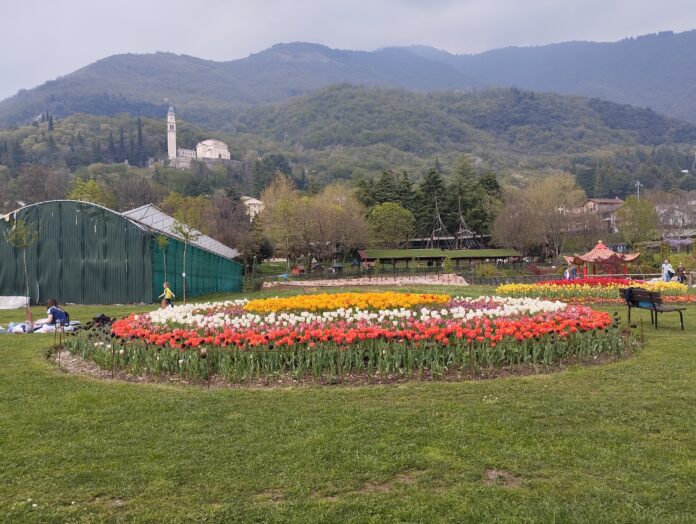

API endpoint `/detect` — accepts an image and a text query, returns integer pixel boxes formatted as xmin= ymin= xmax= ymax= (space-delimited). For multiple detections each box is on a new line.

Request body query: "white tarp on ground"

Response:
xmin=0 ymin=296 xmax=28 ymax=309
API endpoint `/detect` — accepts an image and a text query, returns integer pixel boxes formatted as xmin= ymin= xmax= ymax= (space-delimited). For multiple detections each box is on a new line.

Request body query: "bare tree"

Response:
xmin=492 ymin=187 xmax=542 ymax=254
xmin=527 ymin=174 xmax=586 ymax=260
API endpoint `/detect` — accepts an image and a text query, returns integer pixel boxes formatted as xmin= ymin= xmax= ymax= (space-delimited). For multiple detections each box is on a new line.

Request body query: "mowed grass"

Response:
xmin=1 ymin=288 xmax=695 ymax=522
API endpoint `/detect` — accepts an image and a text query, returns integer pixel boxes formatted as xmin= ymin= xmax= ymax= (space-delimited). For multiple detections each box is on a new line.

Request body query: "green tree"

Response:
xmin=617 ymin=195 xmax=659 ymax=245
xmin=107 ymin=131 xmax=117 ymax=161
xmin=468 ymin=173 xmax=503 ymax=235
xmin=118 ymin=127 xmax=126 ymax=162
xmin=3 ymin=219 xmax=38 ymax=308
xmin=414 ymin=169 xmax=446 ymax=233
xmin=353 ymin=175 xmax=376 ymax=208
xmin=68 ymin=178 xmax=117 ymax=209
xmin=161 ymin=193 xmax=212 ymax=304
xmin=259 ymin=174 xmax=300 ymax=273
xmin=367 ymin=202 xmax=415 ymax=248
xmin=374 ymin=171 xmax=398 ymax=204
xmin=136 ymin=117 xmax=144 ymax=167
xmin=253 ymin=154 xmax=292 ymax=196
xmin=395 ymin=171 xmax=414 ymax=211
xmin=155 ymin=234 xmax=170 ymax=283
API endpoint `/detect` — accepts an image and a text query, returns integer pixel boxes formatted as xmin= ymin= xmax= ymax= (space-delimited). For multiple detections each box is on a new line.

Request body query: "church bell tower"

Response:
xmin=167 ymin=105 xmax=176 ymax=160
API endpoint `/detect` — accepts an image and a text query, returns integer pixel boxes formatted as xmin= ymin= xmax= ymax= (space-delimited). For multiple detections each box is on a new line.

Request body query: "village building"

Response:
xmin=580 ymin=198 xmax=624 ymax=233
xmin=167 ymin=106 xmax=231 ymax=168
xmin=240 ymin=196 xmax=264 ymax=220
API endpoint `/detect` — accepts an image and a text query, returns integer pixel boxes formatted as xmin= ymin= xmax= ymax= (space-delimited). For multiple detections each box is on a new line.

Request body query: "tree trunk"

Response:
xmin=285 ymin=238 xmax=290 ymax=274
xmin=163 ymin=253 xmax=168 ymax=283
xmin=23 ymin=249 xmax=30 ymax=309
xmin=182 ymin=242 xmax=187 ymax=304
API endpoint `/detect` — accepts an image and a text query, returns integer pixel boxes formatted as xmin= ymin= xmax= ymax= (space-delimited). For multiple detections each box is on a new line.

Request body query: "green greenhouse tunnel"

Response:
xmin=0 ymin=200 xmax=242 ymax=305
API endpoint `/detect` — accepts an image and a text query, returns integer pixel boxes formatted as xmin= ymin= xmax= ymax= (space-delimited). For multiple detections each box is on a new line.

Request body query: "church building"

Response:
xmin=167 ymin=106 xmax=230 ymax=168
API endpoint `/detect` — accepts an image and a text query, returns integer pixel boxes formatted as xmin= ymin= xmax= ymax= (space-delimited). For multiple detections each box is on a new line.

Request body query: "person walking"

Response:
xmin=661 ymin=260 xmax=675 ymax=282
xmin=159 ymin=282 xmax=176 ymax=308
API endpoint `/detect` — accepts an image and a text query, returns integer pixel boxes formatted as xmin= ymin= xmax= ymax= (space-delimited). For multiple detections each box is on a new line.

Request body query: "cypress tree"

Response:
xmin=137 ymin=118 xmax=144 ymax=167
xmin=107 ymin=131 xmax=116 ymax=161
xmin=118 ymin=127 xmax=126 ymax=162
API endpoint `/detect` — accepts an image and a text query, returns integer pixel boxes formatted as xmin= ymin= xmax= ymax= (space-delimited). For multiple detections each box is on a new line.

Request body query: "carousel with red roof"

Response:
xmin=564 ymin=241 xmax=640 ymax=276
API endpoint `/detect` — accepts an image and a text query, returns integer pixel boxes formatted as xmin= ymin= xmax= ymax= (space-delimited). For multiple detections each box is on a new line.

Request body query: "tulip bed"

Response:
xmin=66 ymin=292 xmax=628 ymax=384
xmin=497 ymin=277 xmax=688 ymax=301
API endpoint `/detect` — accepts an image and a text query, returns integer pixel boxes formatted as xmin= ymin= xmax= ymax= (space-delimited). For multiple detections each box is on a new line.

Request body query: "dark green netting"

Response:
xmin=1 ymin=201 xmax=242 ymax=305
xmin=150 ymin=236 xmax=242 ymax=302
xmin=0 ymin=201 xmax=152 ymax=305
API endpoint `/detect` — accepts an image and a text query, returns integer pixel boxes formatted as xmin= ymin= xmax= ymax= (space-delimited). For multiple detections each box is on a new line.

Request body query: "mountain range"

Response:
xmin=1 ymin=30 xmax=695 ymax=130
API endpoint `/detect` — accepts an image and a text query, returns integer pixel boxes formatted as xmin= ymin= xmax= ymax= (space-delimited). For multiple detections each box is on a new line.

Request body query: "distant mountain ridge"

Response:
xmin=1 ymin=30 xmax=695 ymax=129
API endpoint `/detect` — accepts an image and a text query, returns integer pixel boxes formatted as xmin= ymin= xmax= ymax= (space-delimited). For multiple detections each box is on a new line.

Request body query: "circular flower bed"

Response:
xmin=66 ymin=292 xmax=628 ymax=384
xmin=497 ymin=277 xmax=688 ymax=301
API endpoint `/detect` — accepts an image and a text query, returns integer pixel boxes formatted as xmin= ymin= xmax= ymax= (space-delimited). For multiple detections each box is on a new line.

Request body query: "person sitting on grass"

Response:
xmin=34 ymin=299 xmax=70 ymax=328
xmin=159 ymin=282 xmax=176 ymax=308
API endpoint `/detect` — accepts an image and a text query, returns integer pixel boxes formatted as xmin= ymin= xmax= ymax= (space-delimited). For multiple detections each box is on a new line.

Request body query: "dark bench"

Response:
xmin=619 ymin=288 xmax=685 ymax=330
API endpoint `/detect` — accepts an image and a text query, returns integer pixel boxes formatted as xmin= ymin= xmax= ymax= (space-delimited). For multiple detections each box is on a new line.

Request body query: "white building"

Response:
xmin=240 ymin=196 xmax=264 ymax=220
xmin=166 ymin=106 xmax=230 ymax=168
xmin=196 ymin=139 xmax=231 ymax=160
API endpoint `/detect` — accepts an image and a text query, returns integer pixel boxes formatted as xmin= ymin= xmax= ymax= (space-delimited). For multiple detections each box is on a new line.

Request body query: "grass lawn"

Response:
xmin=1 ymin=288 xmax=695 ymax=522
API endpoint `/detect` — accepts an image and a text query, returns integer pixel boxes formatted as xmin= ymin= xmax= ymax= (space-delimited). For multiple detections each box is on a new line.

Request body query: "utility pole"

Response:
xmin=635 ymin=180 xmax=643 ymax=201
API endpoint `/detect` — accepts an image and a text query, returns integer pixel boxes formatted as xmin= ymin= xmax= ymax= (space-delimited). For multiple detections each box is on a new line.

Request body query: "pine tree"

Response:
xmin=445 ymin=157 xmax=478 ymax=231
xmin=395 ymin=171 xmax=414 ymax=211
xmin=414 ymin=168 xmax=447 ymax=234
xmin=374 ymin=171 xmax=398 ymax=203
xmin=48 ymin=115 xmax=54 ymax=132
xmin=353 ymin=175 xmax=376 ymax=208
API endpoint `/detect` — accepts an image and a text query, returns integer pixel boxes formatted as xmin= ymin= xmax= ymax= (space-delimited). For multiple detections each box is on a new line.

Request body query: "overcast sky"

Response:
xmin=1 ymin=0 xmax=694 ymax=101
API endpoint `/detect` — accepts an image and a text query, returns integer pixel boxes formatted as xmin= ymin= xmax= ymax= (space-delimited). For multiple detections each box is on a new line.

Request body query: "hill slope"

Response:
xmin=1 ymin=31 xmax=695 ymax=128
xmin=3 ymin=85 xmax=695 ymax=198
xmin=235 ymin=85 xmax=696 ymax=157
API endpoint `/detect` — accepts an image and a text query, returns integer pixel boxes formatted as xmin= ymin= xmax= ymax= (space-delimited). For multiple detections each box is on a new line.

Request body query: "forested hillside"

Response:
xmin=2 ymin=85 xmax=695 ymax=211
xmin=1 ymin=31 xmax=695 ymax=128
xmin=237 ymin=85 xmax=696 ymax=155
